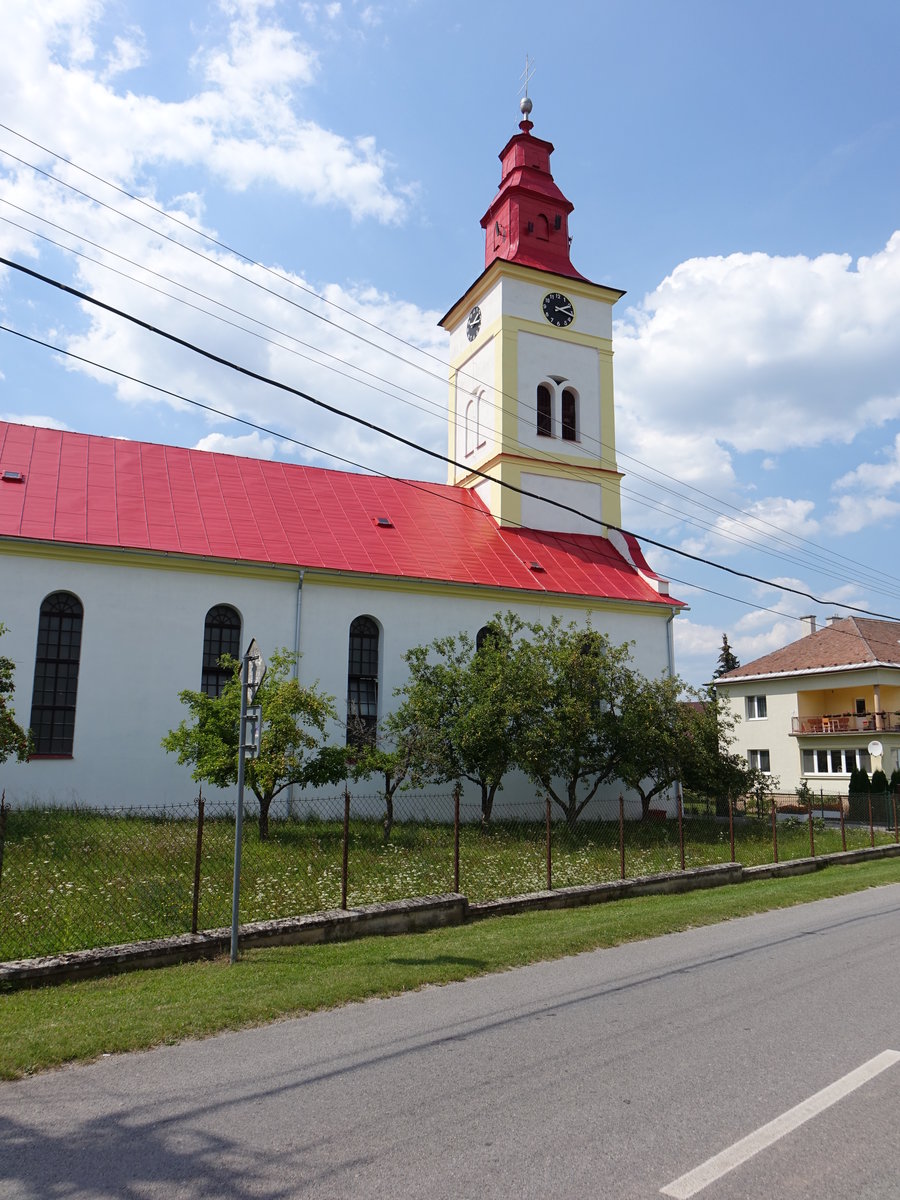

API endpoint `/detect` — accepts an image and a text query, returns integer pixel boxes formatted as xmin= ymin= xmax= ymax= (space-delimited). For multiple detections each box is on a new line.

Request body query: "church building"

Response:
xmin=0 ymin=100 xmax=684 ymax=811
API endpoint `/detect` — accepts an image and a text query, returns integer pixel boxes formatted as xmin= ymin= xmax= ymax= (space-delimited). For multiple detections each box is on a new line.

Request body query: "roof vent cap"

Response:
xmin=374 ymin=516 xmax=394 ymax=528
xmin=1 ymin=470 xmax=24 ymax=483
xmin=528 ymin=560 xmax=545 ymax=572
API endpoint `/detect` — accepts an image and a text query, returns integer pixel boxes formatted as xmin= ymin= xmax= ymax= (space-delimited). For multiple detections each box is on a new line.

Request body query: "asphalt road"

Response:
xmin=2 ymin=885 xmax=900 ymax=1199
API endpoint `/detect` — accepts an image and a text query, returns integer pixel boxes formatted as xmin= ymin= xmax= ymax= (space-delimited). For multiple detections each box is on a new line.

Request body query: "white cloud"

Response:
xmin=616 ymin=236 xmax=900 ymax=487
xmin=193 ymin=430 xmax=282 ymax=458
xmin=0 ymin=0 xmax=412 ymax=222
xmin=0 ymin=412 xmax=69 ymax=430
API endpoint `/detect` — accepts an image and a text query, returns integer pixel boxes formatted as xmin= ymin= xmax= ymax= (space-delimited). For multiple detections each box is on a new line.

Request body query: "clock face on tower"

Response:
xmin=466 ymin=305 xmax=482 ymax=341
xmin=542 ymin=292 xmax=575 ymax=328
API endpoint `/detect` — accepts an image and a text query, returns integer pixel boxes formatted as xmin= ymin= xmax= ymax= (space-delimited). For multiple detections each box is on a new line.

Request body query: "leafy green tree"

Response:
xmin=712 ymin=633 xmax=740 ymax=679
xmin=0 ymin=623 xmax=30 ymax=767
xmin=162 ymin=649 xmax=345 ymax=839
xmin=617 ymin=672 xmax=689 ymax=819
xmin=345 ymin=711 xmax=422 ymax=840
xmin=517 ymin=620 xmax=633 ymax=828
xmin=848 ymin=765 xmax=870 ymax=797
xmin=890 ymin=768 xmax=900 ymax=795
xmin=870 ymin=767 xmax=889 ymax=796
xmin=394 ymin=612 xmax=535 ymax=825
xmin=679 ymin=687 xmax=755 ymax=813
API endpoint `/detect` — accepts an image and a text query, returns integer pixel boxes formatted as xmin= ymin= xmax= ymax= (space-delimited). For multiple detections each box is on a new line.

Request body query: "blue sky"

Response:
xmin=2 ymin=0 xmax=900 ymax=685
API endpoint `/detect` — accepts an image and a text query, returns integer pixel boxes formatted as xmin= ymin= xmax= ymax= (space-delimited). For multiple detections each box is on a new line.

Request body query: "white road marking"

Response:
xmin=661 ymin=1049 xmax=900 ymax=1198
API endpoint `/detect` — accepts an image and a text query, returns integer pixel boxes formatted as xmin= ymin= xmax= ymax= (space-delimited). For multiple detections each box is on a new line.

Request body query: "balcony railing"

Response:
xmin=791 ymin=712 xmax=900 ymax=736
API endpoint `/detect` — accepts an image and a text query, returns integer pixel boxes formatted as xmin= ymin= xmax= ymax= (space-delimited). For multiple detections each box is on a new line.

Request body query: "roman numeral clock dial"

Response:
xmin=542 ymin=291 xmax=575 ymax=327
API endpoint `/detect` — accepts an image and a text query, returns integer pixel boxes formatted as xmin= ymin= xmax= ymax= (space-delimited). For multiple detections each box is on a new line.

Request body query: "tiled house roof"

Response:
xmin=717 ymin=617 xmax=900 ymax=681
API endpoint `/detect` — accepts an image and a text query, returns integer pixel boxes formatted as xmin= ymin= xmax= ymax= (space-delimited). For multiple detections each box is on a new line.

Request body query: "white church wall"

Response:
xmin=1 ymin=550 xmax=299 ymax=809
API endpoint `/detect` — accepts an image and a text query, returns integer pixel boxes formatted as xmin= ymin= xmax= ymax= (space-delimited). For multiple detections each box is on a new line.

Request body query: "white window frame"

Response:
xmin=746 ymin=695 xmax=767 ymax=720
xmin=802 ymin=747 xmax=871 ymax=776
xmin=748 ymin=749 xmax=771 ymax=773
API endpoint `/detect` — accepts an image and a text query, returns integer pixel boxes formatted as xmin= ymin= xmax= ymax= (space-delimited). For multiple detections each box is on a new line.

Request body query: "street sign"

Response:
xmin=245 ymin=704 xmax=262 ymax=758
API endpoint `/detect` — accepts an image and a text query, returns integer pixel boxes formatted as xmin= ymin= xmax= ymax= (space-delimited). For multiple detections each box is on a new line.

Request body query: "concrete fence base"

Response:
xmin=3 ymin=844 xmax=899 ymax=990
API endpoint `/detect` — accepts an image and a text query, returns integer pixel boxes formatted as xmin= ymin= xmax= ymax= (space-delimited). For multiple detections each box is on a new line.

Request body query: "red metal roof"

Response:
xmin=0 ymin=421 xmax=680 ymax=607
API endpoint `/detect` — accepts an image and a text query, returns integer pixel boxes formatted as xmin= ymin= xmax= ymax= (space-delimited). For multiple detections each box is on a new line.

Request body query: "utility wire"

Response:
xmin=3 ymin=317 xmax=885 ymax=647
xmin=2 ymin=259 xmax=898 ymax=624
xmin=3 ymin=127 xmax=898 ymax=596
xmin=5 ymin=197 xmax=899 ymax=605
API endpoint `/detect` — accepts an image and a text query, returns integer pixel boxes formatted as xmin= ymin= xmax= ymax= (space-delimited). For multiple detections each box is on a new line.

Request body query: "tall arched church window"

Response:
xmin=561 ymin=387 xmax=578 ymax=441
xmin=347 ymin=616 xmax=379 ymax=745
xmin=537 ymin=384 xmax=553 ymax=437
xmin=476 ymin=390 xmax=487 ymax=449
xmin=202 ymin=605 xmax=241 ymax=697
xmin=30 ymin=591 xmax=83 ymax=756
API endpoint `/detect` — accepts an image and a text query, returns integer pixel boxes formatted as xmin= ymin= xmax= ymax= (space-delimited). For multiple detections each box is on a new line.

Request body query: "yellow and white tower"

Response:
xmin=440 ymin=98 xmax=624 ymax=537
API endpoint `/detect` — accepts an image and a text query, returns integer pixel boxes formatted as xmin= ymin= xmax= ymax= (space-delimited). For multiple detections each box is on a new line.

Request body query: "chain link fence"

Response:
xmin=1 ymin=787 xmax=898 ymax=962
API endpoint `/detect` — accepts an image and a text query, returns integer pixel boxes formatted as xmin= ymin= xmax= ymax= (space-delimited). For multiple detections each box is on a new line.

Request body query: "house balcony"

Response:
xmin=791 ymin=711 xmax=900 ymax=736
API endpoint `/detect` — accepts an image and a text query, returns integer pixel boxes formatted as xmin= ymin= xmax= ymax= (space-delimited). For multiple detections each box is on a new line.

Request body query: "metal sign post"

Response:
xmin=230 ymin=639 xmax=265 ymax=965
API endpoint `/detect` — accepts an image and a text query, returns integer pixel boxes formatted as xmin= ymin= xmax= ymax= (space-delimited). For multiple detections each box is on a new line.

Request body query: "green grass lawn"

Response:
xmin=2 ymin=857 xmax=899 ymax=1080
xmin=1 ymin=803 xmax=895 ymax=961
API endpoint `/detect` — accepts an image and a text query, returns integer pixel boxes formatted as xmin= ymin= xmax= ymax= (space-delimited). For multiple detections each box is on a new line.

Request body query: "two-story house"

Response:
xmin=715 ymin=616 xmax=900 ymax=794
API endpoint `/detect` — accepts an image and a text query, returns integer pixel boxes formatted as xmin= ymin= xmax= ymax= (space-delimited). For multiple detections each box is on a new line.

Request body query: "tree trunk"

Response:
xmin=258 ymin=794 xmax=272 ymax=841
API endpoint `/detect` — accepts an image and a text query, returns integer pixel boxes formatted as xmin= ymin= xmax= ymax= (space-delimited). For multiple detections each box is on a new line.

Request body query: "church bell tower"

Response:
xmin=439 ymin=97 xmax=624 ymax=536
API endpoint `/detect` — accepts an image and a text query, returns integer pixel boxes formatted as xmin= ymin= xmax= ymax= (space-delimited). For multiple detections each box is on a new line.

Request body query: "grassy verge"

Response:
xmin=3 ymin=804 xmax=893 ymax=960
xmin=2 ymin=857 xmax=898 ymax=1080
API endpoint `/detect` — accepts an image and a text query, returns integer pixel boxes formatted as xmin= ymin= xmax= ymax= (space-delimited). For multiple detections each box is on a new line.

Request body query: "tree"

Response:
xmin=393 ymin=612 xmax=535 ymax=825
xmin=712 ymin=633 xmax=740 ymax=679
xmin=162 ymin=649 xmax=345 ymax=839
xmin=517 ymin=620 xmax=633 ymax=828
xmin=0 ymin=623 xmax=30 ymax=766
xmin=871 ymin=767 xmax=889 ymax=796
xmin=679 ymin=686 xmax=755 ymax=813
xmin=345 ymin=710 xmax=422 ymax=840
xmin=617 ymin=672 xmax=689 ymax=819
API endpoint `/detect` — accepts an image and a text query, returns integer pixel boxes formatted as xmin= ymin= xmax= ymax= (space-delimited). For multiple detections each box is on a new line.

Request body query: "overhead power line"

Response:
xmin=2 ymin=257 xmax=899 ymax=625
xmin=2 ymin=125 xmax=898 ymax=599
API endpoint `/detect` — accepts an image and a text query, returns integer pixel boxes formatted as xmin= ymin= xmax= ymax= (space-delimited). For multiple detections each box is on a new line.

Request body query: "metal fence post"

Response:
xmin=191 ymin=789 xmax=204 ymax=935
xmin=807 ymin=795 xmax=815 ymax=858
xmin=545 ymin=797 xmax=552 ymax=891
xmin=728 ymin=796 xmax=735 ymax=864
xmin=840 ymin=793 xmax=847 ymax=852
xmin=677 ymin=789 xmax=685 ymax=871
xmin=341 ymin=786 xmax=351 ymax=910
xmin=0 ymin=790 xmax=6 ymax=891
xmin=868 ymin=792 xmax=875 ymax=849
xmin=894 ymin=792 xmax=899 ymax=845
xmin=771 ymin=797 xmax=778 ymax=864
xmin=453 ymin=782 xmax=461 ymax=894
xmin=619 ymin=795 xmax=625 ymax=881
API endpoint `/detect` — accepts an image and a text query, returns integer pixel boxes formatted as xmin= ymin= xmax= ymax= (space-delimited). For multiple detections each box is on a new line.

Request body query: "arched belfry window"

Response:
xmin=30 ymin=591 xmax=83 ymax=756
xmin=347 ymin=616 xmax=379 ymax=745
xmin=561 ymin=387 xmax=578 ymax=441
xmin=536 ymin=214 xmax=549 ymax=241
xmin=537 ymin=384 xmax=552 ymax=437
xmin=476 ymin=390 xmax=487 ymax=450
xmin=202 ymin=605 xmax=241 ymax=697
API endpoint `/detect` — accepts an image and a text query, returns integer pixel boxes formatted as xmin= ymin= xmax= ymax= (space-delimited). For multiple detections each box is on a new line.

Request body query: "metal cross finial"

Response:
xmin=518 ymin=54 xmax=535 ymax=121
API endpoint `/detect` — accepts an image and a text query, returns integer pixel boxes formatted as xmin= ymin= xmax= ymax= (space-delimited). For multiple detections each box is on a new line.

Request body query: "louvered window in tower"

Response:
xmin=561 ymin=387 xmax=578 ymax=441
xmin=537 ymin=384 xmax=552 ymax=437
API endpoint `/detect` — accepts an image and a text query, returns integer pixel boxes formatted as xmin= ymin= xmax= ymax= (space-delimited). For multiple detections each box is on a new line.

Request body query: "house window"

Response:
xmin=802 ymin=747 xmax=872 ymax=775
xmin=561 ymin=388 xmax=578 ymax=441
xmin=347 ymin=616 xmax=379 ymax=745
xmin=748 ymin=749 xmax=771 ymax=773
xmin=746 ymin=695 xmax=767 ymax=720
xmin=202 ymin=605 xmax=241 ymax=697
xmin=855 ymin=698 xmax=866 ymax=716
xmin=29 ymin=591 xmax=83 ymax=756
xmin=537 ymin=385 xmax=552 ymax=437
